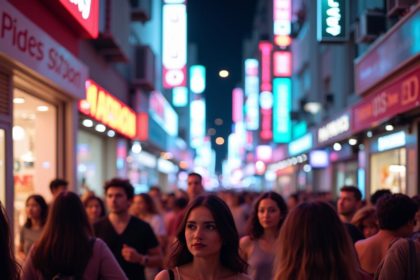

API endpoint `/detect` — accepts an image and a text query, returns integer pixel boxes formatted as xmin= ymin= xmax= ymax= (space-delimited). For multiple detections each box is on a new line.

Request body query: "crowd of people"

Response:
xmin=1 ymin=173 xmax=419 ymax=280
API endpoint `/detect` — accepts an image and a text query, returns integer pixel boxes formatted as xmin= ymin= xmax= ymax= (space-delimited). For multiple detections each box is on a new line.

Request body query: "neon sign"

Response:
xmin=273 ymin=51 xmax=292 ymax=77
xmin=317 ymin=0 xmax=348 ymax=42
xmin=273 ymin=0 xmax=291 ymax=36
xmin=260 ymin=91 xmax=273 ymax=141
xmin=273 ymin=78 xmax=291 ymax=143
xmin=190 ymin=65 xmax=206 ymax=94
xmin=162 ymin=4 xmax=187 ymax=88
xmin=259 ymin=41 xmax=273 ymax=92
xmin=79 ymin=80 xmax=136 ymax=139
xmin=59 ymin=0 xmax=99 ymax=38
xmin=244 ymin=59 xmax=259 ymax=130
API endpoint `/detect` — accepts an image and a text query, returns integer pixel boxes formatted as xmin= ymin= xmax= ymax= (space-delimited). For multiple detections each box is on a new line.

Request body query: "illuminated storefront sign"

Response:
xmin=309 ymin=150 xmax=329 ymax=168
xmin=190 ymin=99 xmax=206 ymax=148
xmin=256 ymin=145 xmax=272 ymax=162
xmin=173 ymin=87 xmax=188 ymax=107
xmin=149 ymin=91 xmax=178 ymax=136
xmin=58 ymin=0 xmax=99 ymax=38
xmin=355 ymin=7 xmax=420 ymax=95
xmin=259 ymin=41 xmax=273 ymax=92
xmin=244 ymin=59 xmax=260 ymax=130
xmin=352 ymin=66 xmax=420 ymax=133
xmin=162 ymin=3 xmax=187 ymax=88
xmin=377 ymin=131 xmax=406 ymax=152
xmin=232 ymin=88 xmax=244 ymax=123
xmin=317 ymin=113 xmax=350 ymax=144
xmin=273 ymin=0 xmax=291 ymax=35
xmin=79 ymin=80 xmax=136 ymax=139
xmin=289 ymin=133 xmax=313 ymax=156
xmin=0 ymin=0 xmax=88 ymax=99
xmin=190 ymin=65 xmax=206 ymax=94
xmin=260 ymin=91 xmax=273 ymax=141
xmin=317 ymin=0 xmax=348 ymax=42
xmin=273 ymin=51 xmax=292 ymax=77
xmin=273 ymin=78 xmax=291 ymax=143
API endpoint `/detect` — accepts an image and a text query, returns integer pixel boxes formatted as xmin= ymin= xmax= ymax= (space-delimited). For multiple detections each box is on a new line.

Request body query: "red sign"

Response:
xmin=352 ymin=66 xmax=420 ymax=133
xmin=58 ymin=0 xmax=99 ymax=38
xmin=137 ymin=113 xmax=149 ymax=141
xmin=259 ymin=41 xmax=273 ymax=92
xmin=273 ymin=51 xmax=292 ymax=77
xmin=0 ymin=0 xmax=88 ymax=99
xmin=79 ymin=80 xmax=137 ymax=139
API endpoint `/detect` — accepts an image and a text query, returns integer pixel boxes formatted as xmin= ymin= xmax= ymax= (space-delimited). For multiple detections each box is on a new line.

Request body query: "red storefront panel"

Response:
xmin=352 ymin=65 xmax=420 ymax=133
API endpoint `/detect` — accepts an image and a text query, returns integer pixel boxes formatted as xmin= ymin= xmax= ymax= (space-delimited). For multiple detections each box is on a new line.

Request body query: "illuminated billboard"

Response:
xmin=273 ymin=0 xmax=291 ymax=47
xmin=232 ymin=88 xmax=244 ymax=123
xmin=244 ymin=59 xmax=259 ymax=130
xmin=190 ymin=99 xmax=206 ymax=148
xmin=162 ymin=4 xmax=187 ymax=88
xmin=173 ymin=87 xmax=188 ymax=107
xmin=273 ymin=78 xmax=291 ymax=143
xmin=58 ymin=0 xmax=99 ymax=38
xmin=317 ymin=0 xmax=348 ymax=42
xmin=259 ymin=41 xmax=273 ymax=92
xmin=149 ymin=91 xmax=178 ymax=136
xmin=190 ymin=65 xmax=206 ymax=94
xmin=273 ymin=51 xmax=292 ymax=77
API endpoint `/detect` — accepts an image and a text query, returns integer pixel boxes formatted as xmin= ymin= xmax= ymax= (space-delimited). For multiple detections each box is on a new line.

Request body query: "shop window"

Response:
xmin=13 ymin=90 xmax=57 ymax=228
xmin=370 ymin=148 xmax=406 ymax=194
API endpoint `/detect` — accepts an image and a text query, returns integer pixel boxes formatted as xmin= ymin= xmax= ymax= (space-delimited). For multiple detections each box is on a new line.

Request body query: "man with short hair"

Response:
xmin=337 ymin=186 xmax=362 ymax=223
xmin=355 ymin=194 xmax=417 ymax=275
xmin=49 ymin=178 xmax=68 ymax=199
xmin=186 ymin=172 xmax=204 ymax=201
xmin=94 ymin=178 xmax=161 ymax=280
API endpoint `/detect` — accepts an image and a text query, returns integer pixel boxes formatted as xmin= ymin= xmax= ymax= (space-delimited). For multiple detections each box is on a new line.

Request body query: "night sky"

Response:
xmin=188 ymin=0 xmax=258 ymax=172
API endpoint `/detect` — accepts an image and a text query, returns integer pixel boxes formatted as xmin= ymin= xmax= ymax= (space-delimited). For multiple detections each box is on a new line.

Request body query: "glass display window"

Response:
xmin=370 ymin=148 xmax=406 ymax=194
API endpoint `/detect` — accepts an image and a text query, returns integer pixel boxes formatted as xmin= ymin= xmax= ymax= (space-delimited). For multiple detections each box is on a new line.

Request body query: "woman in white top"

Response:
xmin=155 ymin=195 xmax=250 ymax=280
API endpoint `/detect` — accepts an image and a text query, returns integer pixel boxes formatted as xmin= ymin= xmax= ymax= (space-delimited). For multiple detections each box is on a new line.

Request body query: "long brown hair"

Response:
xmin=32 ymin=192 xmax=93 ymax=278
xmin=0 ymin=203 xmax=21 ymax=280
xmin=274 ymin=202 xmax=360 ymax=280
xmin=168 ymin=195 xmax=248 ymax=273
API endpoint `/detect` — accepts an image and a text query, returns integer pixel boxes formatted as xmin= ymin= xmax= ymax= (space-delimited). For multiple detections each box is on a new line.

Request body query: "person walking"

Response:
xmin=94 ymin=178 xmax=161 ymax=280
xmin=22 ymin=191 xmax=127 ymax=279
xmin=239 ymin=191 xmax=288 ymax=280
xmin=155 ymin=195 xmax=250 ymax=280
xmin=273 ymin=201 xmax=368 ymax=280
xmin=18 ymin=194 xmax=48 ymax=261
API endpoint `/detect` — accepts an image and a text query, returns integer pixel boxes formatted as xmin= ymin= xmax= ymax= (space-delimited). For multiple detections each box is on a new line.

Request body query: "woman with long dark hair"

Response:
xmin=18 ymin=194 xmax=48 ymax=261
xmin=239 ymin=191 xmax=288 ymax=280
xmin=83 ymin=195 xmax=106 ymax=225
xmin=0 ymin=202 xmax=21 ymax=280
xmin=273 ymin=201 xmax=368 ymax=280
xmin=22 ymin=191 xmax=127 ymax=279
xmin=155 ymin=195 xmax=250 ymax=280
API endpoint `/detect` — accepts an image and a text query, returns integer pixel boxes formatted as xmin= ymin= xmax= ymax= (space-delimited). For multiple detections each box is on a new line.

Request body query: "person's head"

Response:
xmin=337 ymin=186 xmax=362 ymax=220
xmin=0 ymin=203 xmax=21 ymax=280
xmin=148 ymin=186 xmax=162 ymax=200
xmin=274 ymin=202 xmax=359 ymax=280
xmin=351 ymin=206 xmax=379 ymax=238
xmin=49 ymin=178 xmax=68 ymax=198
xmin=32 ymin=192 xmax=93 ymax=278
xmin=376 ymin=194 xmax=417 ymax=237
xmin=83 ymin=195 xmax=106 ymax=224
xmin=247 ymin=191 xmax=288 ymax=239
xmin=287 ymin=193 xmax=300 ymax=210
xmin=104 ymin=178 xmax=134 ymax=215
xmin=131 ymin=193 xmax=158 ymax=217
xmin=370 ymin=189 xmax=392 ymax=206
xmin=24 ymin=194 xmax=48 ymax=228
xmin=169 ymin=195 xmax=247 ymax=273
xmin=187 ymin=172 xmax=204 ymax=200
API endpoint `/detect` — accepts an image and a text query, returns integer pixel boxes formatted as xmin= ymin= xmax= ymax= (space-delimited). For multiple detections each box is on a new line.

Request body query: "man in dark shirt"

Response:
xmin=94 ymin=178 xmax=161 ymax=280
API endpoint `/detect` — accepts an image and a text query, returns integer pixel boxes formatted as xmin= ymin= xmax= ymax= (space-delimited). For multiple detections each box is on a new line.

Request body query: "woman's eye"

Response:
xmin=207 ymin=224 xmax=216 ymax=230
xmin=186 ymin=224 xmax=196 ymax=230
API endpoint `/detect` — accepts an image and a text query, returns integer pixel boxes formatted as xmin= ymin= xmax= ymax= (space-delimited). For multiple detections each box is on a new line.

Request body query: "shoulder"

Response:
xmin=154 ymin=269 xmax=171 ymax=280
xmin=130 ymin=216 xmax=152 ymax=228
xmin=240 ymin=235 xmax=253 ymax=249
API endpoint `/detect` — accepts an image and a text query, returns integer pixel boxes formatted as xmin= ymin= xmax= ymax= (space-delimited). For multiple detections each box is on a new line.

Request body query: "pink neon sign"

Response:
xmin=59 ymin=0 xmax=99 ymax=38
xmin=273 ymin=51 xmax=292 ymax=77
xmin=273 ymin=0 xmax=291 ymax=36
xmin=232 ymin=88 xmax=244 ymax=123
xmin=259 ymin=41 xmax=273 ymax=92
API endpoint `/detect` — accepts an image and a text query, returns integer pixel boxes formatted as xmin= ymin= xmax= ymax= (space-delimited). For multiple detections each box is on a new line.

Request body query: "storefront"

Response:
xmin=78 ymin=79 xmax=136 ymax=196
xmin=0 ymin=0 xmax=89 ymax=234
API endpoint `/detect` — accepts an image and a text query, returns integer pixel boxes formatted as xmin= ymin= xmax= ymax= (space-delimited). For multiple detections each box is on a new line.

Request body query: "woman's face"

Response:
xmin=185 ymin=206 xmax=222 ymax=258
xmin=258 ymin=198 xmax=281 ymax=230
xmin=26 ymin=198 xmax=41 ymax=220
xmin=131 ymin=195 xmax=147 ymax=215
xmin=85 ymin=199 xmax=102 ymax=222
